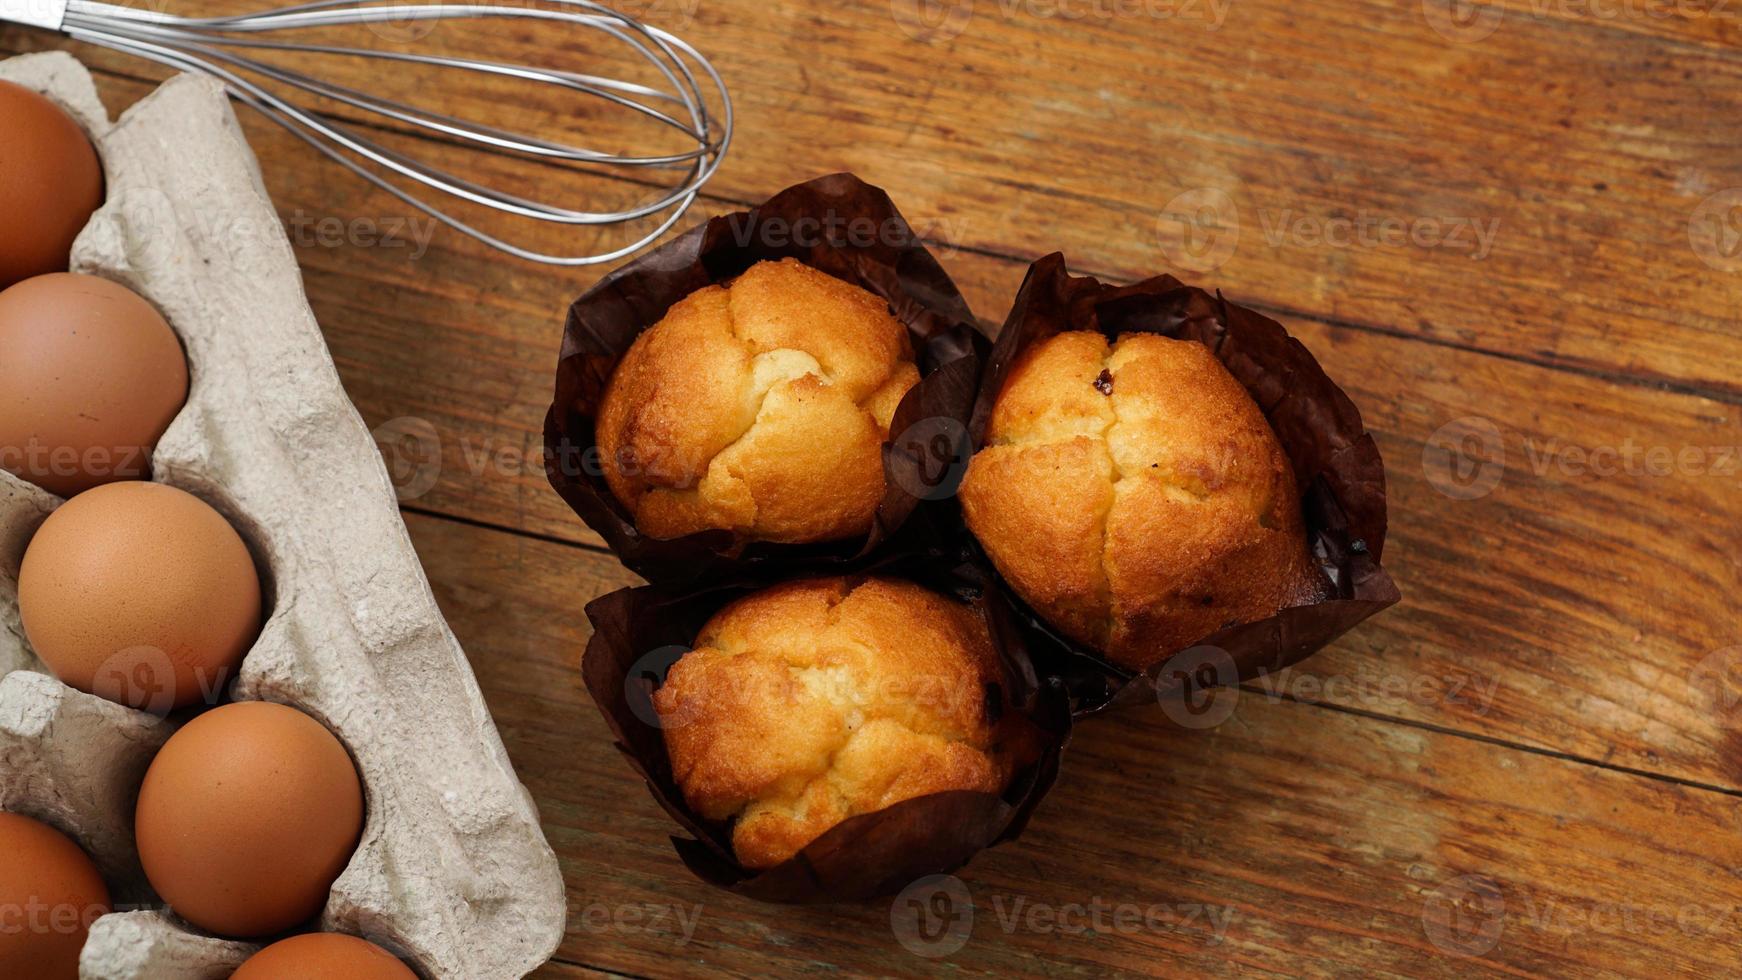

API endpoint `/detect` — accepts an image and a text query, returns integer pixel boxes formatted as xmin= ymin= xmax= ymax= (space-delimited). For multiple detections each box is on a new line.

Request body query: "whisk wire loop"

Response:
xmin=12 ymin=0 xmax=733 ymax=265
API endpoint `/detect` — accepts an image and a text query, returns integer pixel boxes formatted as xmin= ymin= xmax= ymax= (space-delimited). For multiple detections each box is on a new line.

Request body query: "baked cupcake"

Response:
xmin=959 ymin=331 xmax=1319 ymax=672
xmin=653 ymin=576 xmax=1029 ymax=869
xmin=596 ymin=259 xmax=919 ymax=544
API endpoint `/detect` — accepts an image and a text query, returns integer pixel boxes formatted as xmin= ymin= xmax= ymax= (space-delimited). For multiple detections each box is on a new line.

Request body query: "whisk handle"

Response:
xmin=0 ymin=0 xmax=68 ymax=31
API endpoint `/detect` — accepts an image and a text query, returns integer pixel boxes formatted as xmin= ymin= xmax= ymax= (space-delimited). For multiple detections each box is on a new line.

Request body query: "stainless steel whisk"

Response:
xmin=0 ymin=0 xmax=733 ymax=265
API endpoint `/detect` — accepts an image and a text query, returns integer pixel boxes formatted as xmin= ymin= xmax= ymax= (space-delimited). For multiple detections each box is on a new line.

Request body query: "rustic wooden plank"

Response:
xmin=4 ymin=63 xmax=1738 ymax=800
xmin=7 ymin=0 xmax=1741 ymax=394
xmin=239 ymin=107 xmax=1742 ymax=799
xmin=405 ymin=511 xmax=1742 ymax=980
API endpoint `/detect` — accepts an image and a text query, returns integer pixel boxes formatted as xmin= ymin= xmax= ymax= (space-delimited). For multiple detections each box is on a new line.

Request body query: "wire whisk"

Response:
xmin=1 ymin=0 xmax=733 ymax=265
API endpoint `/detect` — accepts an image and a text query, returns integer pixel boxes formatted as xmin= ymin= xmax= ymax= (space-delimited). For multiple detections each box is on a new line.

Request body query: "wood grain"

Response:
xmin=2 ymin=7 xmax=1736 ymax=975
xmin=7 ymin=0 xmax=1742 ymax=395
xmin=409 ymin=511 xmax=1742 ymax=980
xmin=4 ymin=42 xmax=1737 ymax=804
xmin=19 ymin=63 xmax=1733 ymax=799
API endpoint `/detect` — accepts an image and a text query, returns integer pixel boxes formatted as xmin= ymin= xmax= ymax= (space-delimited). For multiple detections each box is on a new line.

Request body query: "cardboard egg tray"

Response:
xmin=0 ymin=52 xmax=565 ymax=978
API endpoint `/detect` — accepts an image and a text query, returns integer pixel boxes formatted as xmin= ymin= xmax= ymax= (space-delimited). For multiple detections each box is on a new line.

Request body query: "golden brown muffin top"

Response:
xmin=597 ymin=259 xmax=919 ymax=544
xmin=653 ymin=577 xmax=1020 ymax=870
xmin=960 ymin=330 xmax=1316 ymax=671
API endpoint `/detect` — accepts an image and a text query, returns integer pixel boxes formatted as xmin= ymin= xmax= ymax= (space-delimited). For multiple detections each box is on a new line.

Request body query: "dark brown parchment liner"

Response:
xmin=545 ymin=173 xmax=984 ymax=587
xmin=582 ymin=553 xmax=1070 ymax=903
xmin=552 ymin=176 xmax=1399 ymax=900
xmin=968 ymin=253 xmax=1401 ymax=715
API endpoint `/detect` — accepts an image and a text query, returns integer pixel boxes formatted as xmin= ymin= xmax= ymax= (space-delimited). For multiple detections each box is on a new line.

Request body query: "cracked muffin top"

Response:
xmin=959 ymin=330 xmax=1318 ymax=672
xmin=596 ymin=259 xmax=919 ymax=544
xmin=652 ymin=576 xmax=1031 ymax=870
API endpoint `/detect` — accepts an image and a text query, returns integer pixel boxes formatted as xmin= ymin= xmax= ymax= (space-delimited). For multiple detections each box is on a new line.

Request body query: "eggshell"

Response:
xmin=18 ymin=481 xmax=261 ymax=713
xmin=0 ymin=811 xmax=111 ymax=980
xmin=134 ymin=702 xmax=365 ymax=939
xmin=0 ymin=273 xmax=189 ymax=498
xmin=0 ymin=80 xmax=104 ymax=290
xmin=232 ymin=933 xmax=417 ymax=980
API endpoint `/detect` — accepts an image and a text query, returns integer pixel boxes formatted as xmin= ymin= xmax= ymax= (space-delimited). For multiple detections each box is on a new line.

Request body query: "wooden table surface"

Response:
xmin=7 ymin=1 xmax=1741 ymax=976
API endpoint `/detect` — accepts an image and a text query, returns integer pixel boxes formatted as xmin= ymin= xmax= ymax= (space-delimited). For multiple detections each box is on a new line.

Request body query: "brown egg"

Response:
xmin=0 ymin=812 xmax=111 ymax=980
xmin=232 ymin=933 xmax=416 ymax=980
xmin=0 ymin=81 xmax=104 ymax=290
xmin=135 ymin=701 xmax=364 ymax=938
xmin=0 ymin=273 xmax=189 ymax=497
xmin=19 ymin=481 xmax=261 ymax=713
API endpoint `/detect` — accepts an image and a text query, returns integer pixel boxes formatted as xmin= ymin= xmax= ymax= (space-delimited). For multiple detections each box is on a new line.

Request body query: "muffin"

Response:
xmin=959 ymin=331 xmax=1318 ymax=672
xmin=653 ymin=576 xmax=1028 ymax=869
xmin=596 ymin=259 xmax=920 ymax=544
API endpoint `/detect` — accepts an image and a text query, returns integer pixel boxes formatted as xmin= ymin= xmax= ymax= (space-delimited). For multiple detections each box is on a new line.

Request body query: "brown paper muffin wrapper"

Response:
xmin=968 ymin=253 xmax=1401 ymax=716
xmin=581 ymin=552 xmax=1071 ymax=903
xmin=546 ymin=173 xmax=985 ymax=587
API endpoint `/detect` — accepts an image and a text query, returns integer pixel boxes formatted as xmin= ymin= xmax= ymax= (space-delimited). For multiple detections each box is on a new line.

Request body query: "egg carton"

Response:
xmin=0 ymin=52 xmax=565 ymax=979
